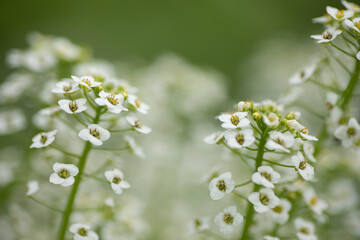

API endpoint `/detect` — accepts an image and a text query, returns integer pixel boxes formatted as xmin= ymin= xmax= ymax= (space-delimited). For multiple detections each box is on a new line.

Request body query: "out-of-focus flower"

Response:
xmin=224 ymin=129 xmax=255 ymax=149
xmin=294 ymin=218 xmax=317 ymax=240
xmin=335 ymin=118 xmax=360 ymax=147
xmin=30 ymin=130 xmax=57 ymax=148
xmin=266 ymin=131 xmax=295 ymax=153
xmin=267 ymin=198 xmax=291 ymax=224
xmin=208 ymin=172 xmax=235 ymax=200
xmin=203 ymin=131 xmax=225 ymax=144
xmin=303 ymin=187 xmax=327 ymax=217
xmin=292 ymin=152 xmax=314 ymax=181
xmin=71 ymin=75 xmax=101 ymax=90
xmin=58 ymin=98 xmax=87 ymax=114
xmin=26 ymin=180 xmax=39 ymax=196
xmin=303 ymin=142 xmax=316 ymax=163
xmin=248 ymin=188 xmax=280 ymax=213
xmin=311 ymin=28 xmax=342 ymax=43
xmin=104 ymin=168 xmax=131 ymax=195
xmin=127 ymin=94 xmax=149 ymax=114
xmin=124 ymin=135 xmax=146 ymax=159
xmin=214 ymin=206 xmax=243 ymax=234
xmin=342 ymin=0 xmax=360 ymax=13
xmin=344 ymin=18 xmax=360 ymax=34
xmin=326 ymin=6 xmax=353 ymax=21
xmin=251 ymin=166 xmax=280 ymax=189
xmin=126 ymin=116 xmax=152 ymax=134
xmin=0 ymin=109 xmax=27 ymax=135
xmin=52 ymin=79 xmax=79 ymax=94
xmin=49 ymin=162 xmax=79 ymax=187
xmin=52 ymin=37 xmax=82 ymax=61
xmin=78 ymin=124 xmax=110 ymax=146
xmin=289 ymin=65 xmax=316 ymax=85
xmin=0 ymin=73 xmax=32 ymax=103
xmin=69 ymin=223 xmax=99 ymax=240
xmin=187 ymin=217 xmax=209 ymax=235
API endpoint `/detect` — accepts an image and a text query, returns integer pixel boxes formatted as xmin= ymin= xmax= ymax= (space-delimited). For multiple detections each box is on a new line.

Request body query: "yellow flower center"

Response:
xmin=40 ymin=134 xmax=47 ymax=144
xmin=69 ymin=101 xmax=78 ymax=112
xmin=299 ymin=161 xmax=307 ymax=170
xmin=90 ymin=128 xmax=100 ymax=139
xmin=112 ymin=176 xmax=122 ymax=184
xmin=260 ymin=172 xmax=272 ymax=181
xmin=260 ymin=193 xmax=269 ymax=205
xmin=58 ymin=169 xmax=70 ymax=179
xmin=216 ymin=180 xmax=226 ymax=192
xmin=78 ymin=228 xmax=88 ymax=236
xmin=273 ymin=205 xmax=283 ymax=213
xmin=310 ymin=197 xmax=318 ymax=206
xmin=223 ymin=213 xmax=234 ymax=224
xmin=336 ymin=10 xmax=344 ymax=19
xmin=82 ymin=78 xmax=92 ymax=87
xmin=355 ymin=21 xmax=360 ymax=30
xmin=106 ymin=93 xmax=120 ymax=105
xmin=231 ymin=115 xmax=240 ymax=125
xmin=322 ymin=31 xmax=333 ymax=40
xmin=236 ymin=133 xmax=245 ymax=145
xmin=134 ymin=120 xmax=143 ymax=129
xmin=135 ymin=98 xmax=141 ymax=108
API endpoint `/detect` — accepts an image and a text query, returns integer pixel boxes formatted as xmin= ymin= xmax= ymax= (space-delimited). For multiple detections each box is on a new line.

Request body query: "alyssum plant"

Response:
xmin=27 ymin=74 xmax=151 ymax=240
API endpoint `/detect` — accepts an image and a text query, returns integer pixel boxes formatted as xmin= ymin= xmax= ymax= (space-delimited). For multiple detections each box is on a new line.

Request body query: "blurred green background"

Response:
xmin=0 ymin=0 xmax=339 ymax=97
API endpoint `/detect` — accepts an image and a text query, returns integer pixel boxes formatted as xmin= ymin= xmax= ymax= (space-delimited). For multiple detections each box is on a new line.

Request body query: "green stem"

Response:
xmin=222 ymin=143 xmax=253 ymax=170
xmin=83 ymin=89 xmax=97 ymax=110
xmin=326 ymin=47 xmax=351 ymax=75
xmin=50 ymin=145 xmax=80 ymax=158
xmin=330 ymin=43 xmax=356 ymax=59
xmin=235 ymin=180 xmax=251 ymax=188
xmin=73 ymin=114 xmax=87 ymax=127
xmin=83 ymin=173 xmax=109 ymax=183
xmin=29 ymin=196 xmax=63 ymax=213
xmin=240 ymin=129 xmax=268 ymax=240
xmin=109 ymin=128 xmax=132 ymax=133
xmin=262 ymin=159 xmax=295 ymax=168
xmin=93 ymin=146 xmax=128 ymax=151
xmin=340 ymin=59 xmax=360 ymax=109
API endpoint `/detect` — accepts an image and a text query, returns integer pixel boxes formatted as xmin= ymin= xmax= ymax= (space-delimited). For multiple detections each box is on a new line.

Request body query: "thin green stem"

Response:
xmin=340 ymin=59 xmax=360 ymax=109
xmin=109 ymin=128 xmax=132 ymax=133
xmin=83 ymin=173 xmax=109 ymax=183
xmin=240 ymin=128 xmax=268 ymax=240
xmin=50 ymin=145 xmax=80 ymax=158
xmin=233 ymin=191 xmax=248 ymax=200
xmin=307 ymin=79 xmax=340 ymax=93
xmin=73 ymin=114 xmax=87 ymax=127
xmin=263 ymin=159 xmax=295 ymax=168
xmin=341 ymin=35 xmax=358 ymax=49
xmin=326 ymin=48 xmax=351 ymax=75
xmin=93 ymin=146 xmax=127 ymax=151
xmin=330 ymin=43 xmax=356 ymax=59
xmin=235 ymin=180 xmax=252 ymax=188
xmin=83 ymin=89 xmax=97 ymax=110
xmin=29 ymin=196 xmax=63 ymax=213
xmin=222 ymin=143 xmax=253 ymax=170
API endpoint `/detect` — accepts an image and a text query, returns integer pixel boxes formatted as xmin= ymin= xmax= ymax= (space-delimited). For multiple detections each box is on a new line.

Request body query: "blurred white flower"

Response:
xmin=95 ymin=91 xmax=128 ymax=114
xmin=26 ymin=180 xmax=39 ymax=196
xmin=294 ymin=218 xmax=317 ymax=240
xmin=289 ymin=65 xmax=316 ymax=85
xmin=344 ymin=18 xmax=360 ymax=34
xmin=0 ymin=73 xmax=32 ymax=103
xmin=263 ymin=113 xmax=280 ymax=128
xmin=214 ymin=205 xmax=243 ymax=234
xmin=326 ymin=6 xmax=353 ymax=21
xmin=52 ymin=37 xmax=81 ymax=61
xmin=124 ymin=135 xmax=145 ymax=159
xmin=236 ymin=101 xmax=252 ymax=112
xmin=203 ymin=131 xmax=225 ymax=144
xmin=30 ymin=129 xmax=57 ymax=148
xmin=251 ymin=166 xmax=280 ymax=189
xmin=218 ymin=112 xmax=250 ymax=129
xmin=266 ymin=131 xmax=295 ymax=153
xmin=312 ymin=14 xmax=332 ymax=25
xmin=342 ymin=0 xmax=360 ymax=12
xmin=303 ymin=142 xmax=316 ymax=162
xmin=187 ymin=217 xmax=209 ymax=235
xmin=248 ymin=188 xmax=280 ymax=213
xmin=104 ymin=168 xmax=131 ymax=195
xmin=267 ymin=198 xmax=291 ymax=224
xmin=52 ymin=79 xmax=79 ymax=94
xmin=78 ymin=124 xmax=110 ymax=146
xmin=69 ymin=223 xmax=99 ymax=240
xmin=311 ymin=28 xmax=342 ymax=43
xmin=0 ymin=109 xmax=27 ymax=135
xmin=49 ymin=162 xmax=79 ymax=187
xmin=71 ymin=75 xmax=101 ymax=90
xmin=264 ymin=236 xmax=280 ymax=240
xmin=127 ymin=94 xmax=149 ymax=114
xmin=334 ymin=118 xmax=360 ymax=148
xmin=104 ymin=197 xmax=115 ymax=208
xmin=303 ymin=187 xmax=327 ymax=217
xmin=224 ymin=129 xmax=255 ymax=149
xmin=208 ymin=172 xmax=235 ymax=200
xmin=126 ymin=116 xmax=152 ymax=134
xmin=292 ymin=151 xmax=314 ymax=181
xmin=58 ymin=98 xmax=87 ymax=114
xmin=324 ymin=92 xmax=338 ymax=110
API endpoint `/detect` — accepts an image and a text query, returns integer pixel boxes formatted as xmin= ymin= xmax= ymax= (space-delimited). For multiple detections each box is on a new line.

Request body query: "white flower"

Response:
xmin=0 ymin=73 xmax=32 ymax=103
xmin=208 ymin=172 xmax=235 ymax=200
xmin=0 ymin=109 xmax=27 ymax=135
xmin=26 ymin=180 xmax=39 ymax=196
xmin=326 ymin=6 xmax=353 ymax=21
xmin=264 ymin=236 xmax=280 ymax=240
xmin=357 ymin=51 xmax=360 ymax=61
xmin=104 ymin=197 xmax=115 ymax=207
xmin=52 ymin=38 xmax=81 ymax=61
xmin=303 ymin=142 xmax=316 ymax=162
xmin=289 ymin=65 xmax=316 ymax=85
xmin=304 ymin=187 xmax=327 ymax=217
xmin=311 ymin=28 xmax=342 ymax=43
xmin=127 ymin=94 xmax=150 ymax=114
xmin=71 ymin=75 xmax=101 ymax=90
xmin=287 ymin=120 xmax=318 ymax=141
xmin=104 ymin=168 xmax=131 ymax=195
xmin=78 ymin=124 xmax=110 ymax=146
xmin=30 ymin=130 xmax=57 ymax=148
xmin=58 ymin=98 xmax=87 ymax=114
xmin=124 ymin=135 xmax=145 ymax=159
xmin=335 ymin=118 xmax=360 ymax=147
xmin=294 ymin=218 xmax=317 ymax=240
xmin=248 ymin=188 xmax=280 ymax=213
xmin=224 ymin=129 xmax=255 ymax=149
xmin=292 ymin=152 xmax=314 ymax=181
xmin=126 ymin=116 xmax=152 ymax=134
xmin=49 ymin=162 xmax=79 ymax=187
xmin=217 ymin=112 xmax=250 ymax=129
xmin=344 ymin=18 xmax=360 ymax=34
xmin=252 ymin=166 xmax=280 ymax=189
xmin=263 ymin=113 xmax=280 ymax=128
xmin=214 ymin=206 xmax=243 ymax=234
xmin=187 ymin=217 xmax=209 ymax=235
xmin=341 ymin=0 xmax=360 ymax=13
xmin=69 ymin=223 xmax=99 ymax=240
xmin=267 ymin=198 xmax=292 ymax=224
xmin=95 ymin=91 xmax=128 ymax=114
xmin=236 ymin=101 xmax=252 ymax=112
xmin=52 ymin=79 xmax=79 ymax=94
xmin=203 ymin=131 xmax=225 ymax=144
xmin=324 ymin=92 xmax=338 ymax=110
xmin=266 ymin=131 xmax=295 ymax=153
xmin=312 ymin=14 xmax=332 ymax=25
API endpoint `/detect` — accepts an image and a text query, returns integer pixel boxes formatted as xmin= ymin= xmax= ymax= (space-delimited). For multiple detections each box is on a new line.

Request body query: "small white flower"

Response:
xmin=311 ymin=28 xmax=342 ymax=43
xmin=264 ymin=236 xmax=280 ymax=240
xmin=289 ymin=65 xmax=316 ymax=85
xmin=127 ymin=94 xmax=150 ymax=114
xmin=267 ymin=198 xmax=292 ymax=224
xmin=187 ymin=217 xmax=209 ymax=235
xmin=251 ymin=166 xmax=280 ymax=189
xmin=334 ymin=118 xmax=360 ymax=147
xmin=30 ymin=130 xmax=57 ymax=148
xmin=124 ymin=135 xmax=146 ymax=159
xmin=204 ymin=131 xmax=225 ymax=144
xmin=344 ymin=18 xmax=360 ymax=34
xmin=0 ymin=109 xmax=27 ymax=135
xmin=248 ymin=188 xmax=280 ymax=213
xmin=236 ymin=101 xmax=252 ymax=112
xmin=52 ymin=79 xmax=79 ymax=94
xmin=95 ymin=91 xmax=128 ymax=114
xmin=312 ymin=14 xmax=332 ymax=25
xmin=303 ymin=142 xmax=316 ymax=162
xmin=104 ymin=168 xmax=131 ymax=195
xmin=304 ymin=187 xmax=327 ymax=217
xmin=287 ymin=120 xmax=318 ymax=141
xmin=104 ymin=197 xmax=115 ymax=207
xmin=78 ymin=124 xmax=110 ymax=146
xmin=326 ymin=6 xmax=354 ymax=21
xmin=263 ymin=113 xmax=280 ymax=128
xmin=341 ymin=0 xmax=360 ymax=13
xmin=126 ymin=116 xmax=152 ymax=134
xmin=58 ymin=98 xmax=87 ymax=114
xmin=324 ymin=92 xmax=338 ymax=110
xmin=71 ymin=75 xmax=101 ymax=90
xmin=49 ymin=162 xmax=79 ymax=187
xmin=266 ymin=131 xmax=295 ymax=153
xmin=294 ymin=218 xmax=317 ymax=240
xmin=52 ymin=38 xmax=81 ymax=61
xmin=26 ymin=180 xmax=39 ymax=196
xmin=224 ymin=129 xmax=255 ymax=149
xmin=214 ymin=206 xmax=243 ymax=234
xmin=209 ymin=172 xmax=235 ymax=200
xmin=217 ymin=112 xmax=250 ymax=129
xmin=292 ymin=151 xmax=314 ymax=181
xmin=69 ymin=223 xmax=99 ymax=240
